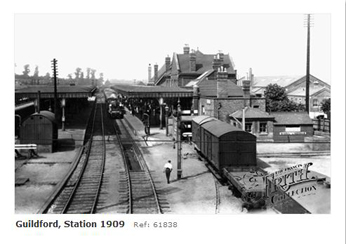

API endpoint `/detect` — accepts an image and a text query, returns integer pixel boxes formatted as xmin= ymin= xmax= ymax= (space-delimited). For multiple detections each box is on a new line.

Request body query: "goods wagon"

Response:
xmin=192 ymin=116 xmax=257 ymax=174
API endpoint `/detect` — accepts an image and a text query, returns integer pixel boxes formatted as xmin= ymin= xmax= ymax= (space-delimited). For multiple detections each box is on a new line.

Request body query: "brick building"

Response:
xmin=271 ymin=112 xmax=314 ymax=142
xmin=229 ymin=108 xmax=275 ymax=137
xmin=151 ymin=44 xmax=237 ymax=88
xmin=188 ymin=69 xmax=266 ymax=124
xmin=150 ymin=45 xmax=267 ymax=125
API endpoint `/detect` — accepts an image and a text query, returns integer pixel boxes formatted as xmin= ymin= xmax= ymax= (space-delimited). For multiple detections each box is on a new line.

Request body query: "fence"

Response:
xmin=312 ymin=119 xmax=330 ymax=133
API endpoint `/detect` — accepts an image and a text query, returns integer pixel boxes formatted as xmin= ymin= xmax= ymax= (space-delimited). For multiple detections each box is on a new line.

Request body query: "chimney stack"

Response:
xmin=165 ymin=56 xmax=171 ymax=72
xmin=217 ymin=66 xmax=228 ymax=80
xmin=183 ymin=44 xmax=190 ymax=54
xmin=242 ymin=80 xmax=251 ymax=106
xmin=148 ymin=64 xmax=153 ymax=85
xmin=248 ymin=68 xmax=254 ymax=87
xmin=154 ymin=63 xmax=158 ymax=81
xmin=212 ymin=54 xmax=222 ymax=72
xmin=218 ymin=51 xmax=224 ymax=64
xmin=217 ymin=66 xmax=228 ymax=98
xmin=192 ymin=84 xmax=199 ymax=115
xmin=189 ymin=49 xmax=196 ymax=72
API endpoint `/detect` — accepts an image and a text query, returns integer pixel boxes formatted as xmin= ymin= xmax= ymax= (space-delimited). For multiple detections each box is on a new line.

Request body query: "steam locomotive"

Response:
xmin=103 ymin=88 xmax=125 ymax=119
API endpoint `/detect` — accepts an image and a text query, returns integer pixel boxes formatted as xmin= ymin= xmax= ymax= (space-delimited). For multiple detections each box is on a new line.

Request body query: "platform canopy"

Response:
xmin=15 ymin=85 xmax=97 ymax=99
xmin=111 ymin=84 xmax=193 ymax=98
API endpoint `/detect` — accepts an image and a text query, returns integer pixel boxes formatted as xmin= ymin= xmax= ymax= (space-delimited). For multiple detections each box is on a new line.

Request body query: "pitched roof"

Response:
xmin=152 ymin=63 xmax=171 ymax=85
xmin=185 ymin=69 xmax=215 ymax=87
xmin=176 ymin=50 xmax=236 ymax=75
xmin=288 ymin=86 xmax=330 ymax=96
xmin=252 ymin=75 xmax=303 ymax=88
xmin=231 ymin=108 xmax=275 ymax=119
xmin=250 ymin=74 xmax=330 ymax=90
xmin=198 ymin=79 xmax=244 ymax=97
xmin=286 ymin=74 xmax=330 ymax=90
xmin=271 ymin=112 xmax=313 ymax=125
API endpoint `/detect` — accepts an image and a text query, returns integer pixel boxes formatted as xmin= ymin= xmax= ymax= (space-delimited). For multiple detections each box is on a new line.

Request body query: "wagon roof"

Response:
xmin=30 ymin=110 xmax=57 ymax=123
xmin=191 ymin=115 xmax=217 ymax=125
xmin=201 ymin=120 xmax=243 ymax=137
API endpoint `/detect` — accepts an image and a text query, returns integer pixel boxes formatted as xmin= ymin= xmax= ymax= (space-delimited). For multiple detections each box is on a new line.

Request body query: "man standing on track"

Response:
xmin=163 ymin=160 xmax=173 ymax=184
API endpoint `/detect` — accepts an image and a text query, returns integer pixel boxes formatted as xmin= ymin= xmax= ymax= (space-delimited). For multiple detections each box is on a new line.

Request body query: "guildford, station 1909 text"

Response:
xmin=15 ymin=220 xmax=125 ymax=229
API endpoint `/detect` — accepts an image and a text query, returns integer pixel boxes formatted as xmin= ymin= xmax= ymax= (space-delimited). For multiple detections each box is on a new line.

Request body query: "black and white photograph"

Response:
xmin=3 ymin=0 xmax=345 ymax=243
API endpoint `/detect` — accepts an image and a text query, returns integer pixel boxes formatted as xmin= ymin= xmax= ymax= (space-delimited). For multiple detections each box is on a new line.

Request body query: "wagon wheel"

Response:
xmin=241 ymin=192 xmax=262 ymax=204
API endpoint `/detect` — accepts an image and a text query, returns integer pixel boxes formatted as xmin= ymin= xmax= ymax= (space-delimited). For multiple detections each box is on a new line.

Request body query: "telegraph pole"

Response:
xmin=51 ymin=59 xmax=58 ymax=116
xmin=176 ymin=98 xmax=182 ymax=179
xmin=304 ymin=14 xmax=312 ymax=114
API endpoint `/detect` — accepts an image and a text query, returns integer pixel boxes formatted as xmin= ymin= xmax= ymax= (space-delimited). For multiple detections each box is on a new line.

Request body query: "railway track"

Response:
xmin=114 ymin=119 xmax=163 ymax=214
xmin=39 ymin=90 xmax=166 ymax=214
xmin=39 ymin=98 xmax=106 ymax=214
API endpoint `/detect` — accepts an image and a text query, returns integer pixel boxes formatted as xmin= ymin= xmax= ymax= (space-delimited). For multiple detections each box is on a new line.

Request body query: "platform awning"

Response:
xmin=111 ymin=84 xmax=193 ymax=98
xmin=15 ymin=85 xmax=97 ymax=99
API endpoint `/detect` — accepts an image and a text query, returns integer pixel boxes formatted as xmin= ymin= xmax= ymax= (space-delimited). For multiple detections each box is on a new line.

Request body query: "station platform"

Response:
xmin=18 ymin=108 xmax=333 ymax=214
xmin=122 ymin=112 xmax=276 ymax=214
xmin=15 ymin=111 xmax=257 ymax=214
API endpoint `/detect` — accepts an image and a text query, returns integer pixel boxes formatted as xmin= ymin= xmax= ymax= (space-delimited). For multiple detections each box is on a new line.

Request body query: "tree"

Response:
xmin=99 ymin=72 xmax=104 ymax=85
xmin=86 ymin=68 xmax=91 ymax=79
xmin=264 ymin=83 xmax=305 ymax=112
xmin=75 ymin=67 xmax=81 ymax=79
xmin=23 ymin=64 xmax=30 ymax=77
xmin=264 ymin=83 xmax=287 ymax=101
xmin=90 ymin=69 xmax=96 ymax=79
xmin=320 ymin=98 xmax=331 ymax=119
xmin=33 ymin=65 xmax=39 ymax=78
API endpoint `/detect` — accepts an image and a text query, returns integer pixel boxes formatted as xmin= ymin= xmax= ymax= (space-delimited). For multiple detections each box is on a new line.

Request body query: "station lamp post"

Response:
xmin=165 ymin=104 xmax=169 ymax=136
xmin=61 ymin=98 xmax=66 ymax=131
xmin=159 ymin=97 xmax=164 ymax=130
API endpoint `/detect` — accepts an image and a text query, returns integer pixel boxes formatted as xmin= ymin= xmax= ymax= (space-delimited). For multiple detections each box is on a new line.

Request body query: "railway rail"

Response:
xmin=39 ymin=91 xmax=167 ymax=214
xmin=39 ymin=98 xmax=106 ymax=214
xmin=114 ymin=119 xmax=164 ymax=214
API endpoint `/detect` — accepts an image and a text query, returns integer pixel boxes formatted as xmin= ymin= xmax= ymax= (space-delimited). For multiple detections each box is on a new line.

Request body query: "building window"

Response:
xmin=253 ymin=105 xmax=259 ymax=108
xmin=259 ymin=122 xmax=267 ymax=133
xmin=245 ymin=123 xmax=252 ymax=133
xmin=206 ymin=99 xmax=211 ymax=105
xmin=313 ymin=99 xmax=318 ymax=106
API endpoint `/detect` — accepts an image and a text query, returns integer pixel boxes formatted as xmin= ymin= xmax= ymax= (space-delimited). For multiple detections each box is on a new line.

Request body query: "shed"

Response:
xmin=20 ymin=111 xmax=58 ymax=152
xmin=271 ymin=112 xmax=313 ymax=142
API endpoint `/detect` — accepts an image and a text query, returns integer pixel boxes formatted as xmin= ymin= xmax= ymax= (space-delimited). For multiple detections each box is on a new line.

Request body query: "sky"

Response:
xmin=14 ymin=13 xmax=331 ymax=83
